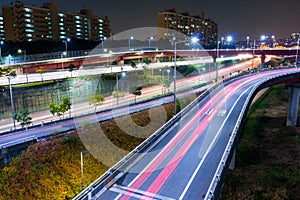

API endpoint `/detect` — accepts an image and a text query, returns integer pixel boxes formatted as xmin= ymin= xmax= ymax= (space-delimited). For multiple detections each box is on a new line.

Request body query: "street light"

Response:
xmin=80 ymin=150 xmax=89 ymax=190
xmin=18 ymin=49 xmax=27 ymax=82
xmin=271 ymin=35 xmax=275 ymax=48
xmin=0 ymin=41 xmax=4 ymax=64
xmin=173 ymin=36 xmax=198 ymax=114
xmin=215 ymin=40 xmax=221 ymax=81
xmin=129 ymin=36 xmax=134 ymax=50
xmin=65 ymin=38 xmax=70 ymax=56
xmin=252 ymin=40 xmax=256 ymax=69
xmin=61 ymin=51 xmax=67 ymax=69
xmin=246 ymin=36 xmax=250 ymax=48
xmin=116 ymin=70 xmax=126 ymax=105
xmin=149 ymin=36 xmax=154 ymax=48
xmin=260 ymin=35 xmax=266 ymax=47
xmin=7 ymin=73 xmax=17 ymax=129
xmin=295 ymin=38 xmax=300 ymax=67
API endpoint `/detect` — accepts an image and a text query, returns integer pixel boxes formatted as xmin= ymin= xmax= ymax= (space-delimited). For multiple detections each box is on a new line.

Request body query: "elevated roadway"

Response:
xmin=74 ymin=67 xmax=300 ymax=200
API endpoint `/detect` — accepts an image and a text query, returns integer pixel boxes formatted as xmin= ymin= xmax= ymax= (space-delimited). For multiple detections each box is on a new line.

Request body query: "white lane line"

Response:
xmin=110 ymin=185 xmax=175 ymax=200
xmin=178 ymin=84 xmax=253 ymax=200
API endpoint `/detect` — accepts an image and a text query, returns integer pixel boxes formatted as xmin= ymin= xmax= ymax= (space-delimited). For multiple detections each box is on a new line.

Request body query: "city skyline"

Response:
xmin=0 ymin=0 xmax=299 ymax=40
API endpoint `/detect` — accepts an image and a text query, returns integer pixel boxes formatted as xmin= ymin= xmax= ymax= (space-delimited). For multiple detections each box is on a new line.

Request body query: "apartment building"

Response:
xmin=0 ymin=15 xmax=4 ymax=41
xmin=1 ymin=1 xmax=111 ymax=42
xmin=158 ymin=9 xmax=218 ymax=48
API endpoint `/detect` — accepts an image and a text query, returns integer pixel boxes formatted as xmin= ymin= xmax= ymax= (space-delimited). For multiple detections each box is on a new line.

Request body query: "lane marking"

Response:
xmin=111 ymin=185 xmax=175 ymax=200
xmin=178 ymin=84 xmax=253 ymax=200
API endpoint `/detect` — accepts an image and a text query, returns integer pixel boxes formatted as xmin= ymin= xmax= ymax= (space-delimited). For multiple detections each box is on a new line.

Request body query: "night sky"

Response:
xmin=1 ymin=0 xmax=300 ymax=40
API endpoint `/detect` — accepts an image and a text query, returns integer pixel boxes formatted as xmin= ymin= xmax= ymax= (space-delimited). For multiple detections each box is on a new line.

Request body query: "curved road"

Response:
xmin=88 ymin=67 xmax=300 ymax=200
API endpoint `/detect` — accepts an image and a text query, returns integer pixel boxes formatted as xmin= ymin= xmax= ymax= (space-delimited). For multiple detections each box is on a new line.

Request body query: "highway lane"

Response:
xmin=94 ymin=68 xmax=299 ymax=200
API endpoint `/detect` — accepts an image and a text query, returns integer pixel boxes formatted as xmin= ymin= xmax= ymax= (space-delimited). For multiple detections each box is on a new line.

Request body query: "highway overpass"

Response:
xmin=2 ymin=48 xmax=299 ymax=74
xmin=73 ymin=67 xmax=300 ymax=200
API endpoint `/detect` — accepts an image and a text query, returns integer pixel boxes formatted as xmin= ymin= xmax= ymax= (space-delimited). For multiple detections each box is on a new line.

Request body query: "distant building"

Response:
xmin=158 ymin=8 xmax=218 ymax=48
xmin=1 ymin=1 xmax=111 ymax=42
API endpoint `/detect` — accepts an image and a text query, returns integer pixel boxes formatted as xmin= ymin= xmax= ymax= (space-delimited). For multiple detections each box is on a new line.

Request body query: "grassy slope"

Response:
xmin=221 ymin=85 xmax=300 ymax=200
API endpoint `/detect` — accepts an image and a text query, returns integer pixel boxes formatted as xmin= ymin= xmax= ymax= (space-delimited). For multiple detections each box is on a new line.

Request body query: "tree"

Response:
xmin=60 ymin=98 xmax=71 ymax=119
xmin=112 ymin=91 xmax=125 ymax=98
xmin=130 ymin=61 xmax=137 ymax=69
xmin=49 ymin=98 xmax=71 ymax=119
xmin=14 ymin=109 xmax=32 ymax=128
xmin=35 ymin=66 xmax=46 ymax=81
xmin=0 ymin=67 xmax=16 ymax=77
xmin=129 ymin=86 xmax=142 ymax=103
xmin=89 ymin=91 xmax=105 ymax=111
xmin=162 ymin=79 xmax=172 ymax=94
xmin=49 ymin=102 xmax=62 ymax=119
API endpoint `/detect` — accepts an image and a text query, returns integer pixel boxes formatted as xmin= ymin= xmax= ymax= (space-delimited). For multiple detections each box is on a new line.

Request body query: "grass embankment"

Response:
xmin=0 ymin=100 xmax=180 ymax=199
xmin=222 ymin=85 xmax=300 ymax=200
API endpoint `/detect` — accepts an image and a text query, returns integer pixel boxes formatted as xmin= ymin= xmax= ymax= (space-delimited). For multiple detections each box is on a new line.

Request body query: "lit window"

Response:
xmin=26 ymin=34 xmax=33 ymax=37
xmin=98 ymin=19 xmax=103 ymax=22
xmin=60 ymin=27 xmax=64 ymax=30
xmin=25 ymin=29 xmax=34 ymax=32
xmin=25 ymin=19 xmax=31 ymax=23
xmin=25 ymin=24 xmax=34 ymax=28
xmin=75 ymin=21 xmax=81 ymax=24
xmin=28 ymin=39 xmax=33 ymax=42
xmin=24 ymin=14 xmax=31 ymax=17
xmin=59 ymin=23 xmax=64 ymax=26
xmin=24 ymin=8 xmax=33 ymax=13
xmin=76 ymin=29 xmax=81 ymax=32
xmin=75 ymin=16 xmax=81 ymax=19
xmin=60 ymin=32 xmax=66 ymax=35
xmin=58 ymin=13 xmax=64 ymax=17
xmin=76 ymin=25 xmax=81 ymax=28
xmin=60 ymin=35 xmax=66 ymax=39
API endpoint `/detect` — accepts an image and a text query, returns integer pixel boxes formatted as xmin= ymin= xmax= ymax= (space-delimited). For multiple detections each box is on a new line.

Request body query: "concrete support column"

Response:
xmin=261 ymin=53 xmax=265 ymax=69
xmin=229 ymin=149 xmax=236 ymax=170
xmin=287 ymin=86 xmax=300 ymax=126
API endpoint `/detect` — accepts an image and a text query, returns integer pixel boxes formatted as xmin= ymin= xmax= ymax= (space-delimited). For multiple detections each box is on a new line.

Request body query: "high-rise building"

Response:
xmin=158 ymin=9 xmax=218 ymax=48
xmin=1 ymin=1 xmax=111 ymax=42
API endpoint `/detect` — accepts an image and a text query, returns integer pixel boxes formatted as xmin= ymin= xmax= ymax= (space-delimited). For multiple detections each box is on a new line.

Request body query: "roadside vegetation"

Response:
xmin=222 ymin=85 xmax=300 ymax=200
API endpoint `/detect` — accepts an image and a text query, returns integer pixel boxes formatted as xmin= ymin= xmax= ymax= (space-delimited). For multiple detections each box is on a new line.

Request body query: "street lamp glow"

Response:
xmin=226 ymin=36 xmax=233 ymax=42
xmin=149 ymin=36 xmax=154 ymax=47
xmin=65 ymin=38 xmax=70 ymax=55
xmin=129 ymin=36 xmax=134 ymax=50
xmin=260 ymin=35 xmax=266 ymax=41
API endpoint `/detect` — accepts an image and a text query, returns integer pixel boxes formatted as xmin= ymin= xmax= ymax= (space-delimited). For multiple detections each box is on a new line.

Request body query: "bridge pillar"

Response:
xmin=261 ymin=53 xmax=266 ymax=69
xmin=287 ymin=84 xmax=300 ymax=126
xmin=229 ymin=149 xmax=236 ymax=170
xmin=151 ymin=56 xmax=157 ymax=63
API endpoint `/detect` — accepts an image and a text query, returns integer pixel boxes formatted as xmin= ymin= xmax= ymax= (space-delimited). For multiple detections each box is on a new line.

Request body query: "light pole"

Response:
xmin=80 ymin=150 xmax=89 ymax=190
xmin=148 ymin=36 xmax=153 ymax=48
xmin=61 ymin=51 xmax=67 ymax=69
xmin=128 ymin=36 xmax=134 ymax=50
xmin=252 ymin=40 xmax=256 ymax=69
xmin=116 ymin=70 xmax=126 ymax=105
xmin=246 ymin=36 xmax=250 ymax=48
xmin=295 ymin=38 xmax=300 ymax=67
xmin=215 ymin=40 xmax=221 ymax=81
xmin=0 ymin=41 xmax=4 ymax=64
xmin=167 ymin=69 xmax=170 ymax=80
xmin=65 ymin=38 xmax=70 ymax=56
xmin=7 ymin=74 xmax=17 ymax=129
xmin=271 ymin=35 xmax=275 ymax=48
xmin=173 ymin=36 xmax=198 ymax=114
xmin=260 ymin=35 xmax=266 ymax=48
xmin=18 ymin=49 xmax=27 ymax=82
